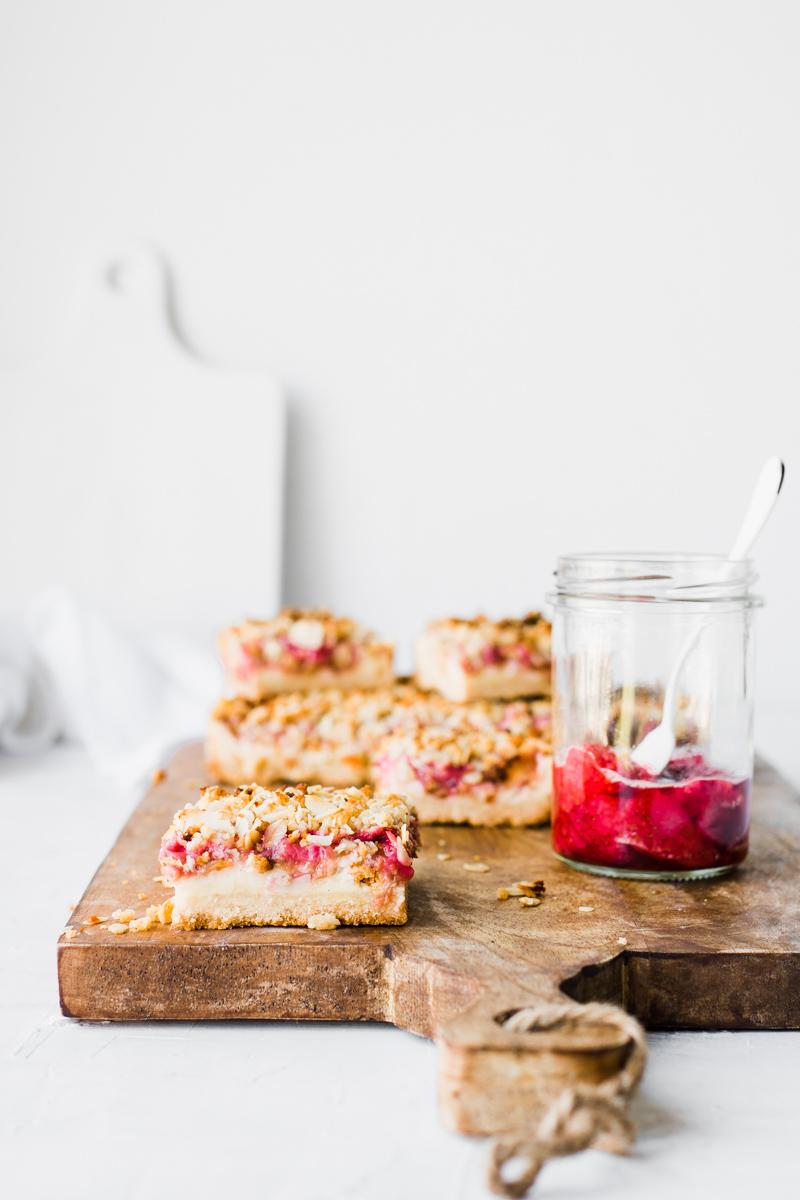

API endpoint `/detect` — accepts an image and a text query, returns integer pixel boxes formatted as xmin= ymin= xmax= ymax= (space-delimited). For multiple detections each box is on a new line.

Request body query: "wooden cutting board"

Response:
xmin=58 ymin=743 xmax=800 ymax=1139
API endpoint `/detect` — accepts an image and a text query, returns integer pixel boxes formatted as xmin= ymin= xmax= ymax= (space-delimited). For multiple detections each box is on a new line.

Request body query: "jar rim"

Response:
xmin=553 ymin=552 xmax=759 ymax=604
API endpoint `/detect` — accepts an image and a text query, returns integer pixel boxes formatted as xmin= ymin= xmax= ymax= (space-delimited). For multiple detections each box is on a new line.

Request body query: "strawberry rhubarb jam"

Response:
xmin=552 ymin=743 xmax=750 ymax=878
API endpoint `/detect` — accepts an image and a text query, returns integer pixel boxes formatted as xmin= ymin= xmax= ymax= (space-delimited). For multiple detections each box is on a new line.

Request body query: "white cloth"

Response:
xmin=0 ymin=590 xmax=220 ymax=783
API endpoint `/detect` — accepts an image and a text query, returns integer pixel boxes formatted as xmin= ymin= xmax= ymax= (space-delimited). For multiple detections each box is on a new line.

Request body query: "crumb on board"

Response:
xmin=436 ymin=852 xmax=452 ymax=862
xmin=515 ymin=880 xmax=545 ymax=895
xmin=518 ymin=896 xmax=541 ymax=908
xmin=137 ymin=893 xmax=147 ymax=901
xmin=63 ymin=926 xmax=78 ymax=940
xmin=307 ymin=913 xmax=340 ymax=931
xmin=128 ymin=900 xmax=174 ymax=933
xmin=578 ymin=905 xmax=594 ymax=913
xmin=618 ymin=936 xmax=628 ymax=946
xmin=497 ymin=880 xmax=547 ymax=902
xmin=108 ymin=923 xmax=129 ymax=935
xmin=463 ymin=861 xmax=491 ymax=873
xmin=152 ymin=768 xmax=167 ymax=785
xmin=111 ymin=909 xmax=136 ymax=923
xmin=84 ymin=914 xmax=102 ymax=926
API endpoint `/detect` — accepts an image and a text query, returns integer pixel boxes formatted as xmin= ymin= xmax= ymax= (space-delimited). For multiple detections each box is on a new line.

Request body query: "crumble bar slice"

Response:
xmin=160 ymin=784 xmax=418 ymax=929
xmin=372 ymin=699 xmax=552 ymax=826
xmin=415 ymin=613 xmax=551 ymax=702
xmin=206 ymin=684 xmax=451 ymax=788
xmin=219 ymin=609 xmax=394 ymax=701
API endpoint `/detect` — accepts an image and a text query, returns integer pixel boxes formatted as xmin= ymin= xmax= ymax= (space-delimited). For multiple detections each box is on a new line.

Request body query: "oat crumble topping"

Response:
xmin=218 ymin=609 xmax=394 ymax=676
xmin=162 ymin=783 xmax=417 ymax=868
xmin=420 ymin=612 xmax=551 ymax=672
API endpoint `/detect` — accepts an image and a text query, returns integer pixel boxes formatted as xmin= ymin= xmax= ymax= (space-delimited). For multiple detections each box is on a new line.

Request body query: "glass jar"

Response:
xmin=548 ymin=554 xmax=760 ymax=881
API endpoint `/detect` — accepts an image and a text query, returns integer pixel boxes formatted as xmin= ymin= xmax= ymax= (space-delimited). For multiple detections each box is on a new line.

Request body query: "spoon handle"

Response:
xmin=728 ymin=457 xmax=785 ymax=561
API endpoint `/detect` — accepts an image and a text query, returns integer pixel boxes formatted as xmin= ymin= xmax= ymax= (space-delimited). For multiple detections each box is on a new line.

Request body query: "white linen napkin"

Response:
xmin=0 ymin=589 xmax=219 ymax=783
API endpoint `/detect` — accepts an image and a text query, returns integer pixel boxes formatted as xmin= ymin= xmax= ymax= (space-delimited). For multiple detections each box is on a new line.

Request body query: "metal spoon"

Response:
xmin=630 ymin=457 xmax=785 ymax=775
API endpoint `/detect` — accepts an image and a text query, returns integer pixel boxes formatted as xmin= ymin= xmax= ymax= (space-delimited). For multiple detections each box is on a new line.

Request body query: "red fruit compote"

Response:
xmin=552 ymin=743 xmax=750 ymax=879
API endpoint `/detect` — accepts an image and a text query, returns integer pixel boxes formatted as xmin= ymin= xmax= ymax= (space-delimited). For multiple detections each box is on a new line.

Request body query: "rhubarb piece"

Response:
xmin=206 ymin=684 xmax=452 ymax=787
xmin=415 ymin=613 xmax=551 ymax=702
xmin=218 ymin=609 xmax=394 ymax=701
xmin=372 ymin=700 xmax=552 ymax=826
xmin=160 ymin=783 xmax=418 ymax=929
xmin=552 ymin=743 xmax=750 ymax=872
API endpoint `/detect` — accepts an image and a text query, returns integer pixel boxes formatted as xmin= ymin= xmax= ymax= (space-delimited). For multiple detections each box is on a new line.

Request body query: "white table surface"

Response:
xmin=3 ymin=745 xmax=799 ymax=1200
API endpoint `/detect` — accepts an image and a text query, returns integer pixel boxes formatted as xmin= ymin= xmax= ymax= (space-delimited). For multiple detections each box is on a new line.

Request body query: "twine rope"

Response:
xmin=487 ymin=1002 xmax=647 ymax=1198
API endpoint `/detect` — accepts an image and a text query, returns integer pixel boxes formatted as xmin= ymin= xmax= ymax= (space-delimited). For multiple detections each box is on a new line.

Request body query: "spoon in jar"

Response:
xmin=630 ymin=456 xmax=785 ymax=775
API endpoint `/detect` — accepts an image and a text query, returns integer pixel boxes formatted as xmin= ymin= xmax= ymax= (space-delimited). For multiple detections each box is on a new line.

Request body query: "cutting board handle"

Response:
xmin=56 ymin=240 xmax=188 ymax=363
xmin=436 ymin=989 xmax=646 ymax=1196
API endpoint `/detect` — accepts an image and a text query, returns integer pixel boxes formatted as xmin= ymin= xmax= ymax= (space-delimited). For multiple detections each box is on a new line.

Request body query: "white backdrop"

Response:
xmin=0 ymin=1 xmax=797 ymax=775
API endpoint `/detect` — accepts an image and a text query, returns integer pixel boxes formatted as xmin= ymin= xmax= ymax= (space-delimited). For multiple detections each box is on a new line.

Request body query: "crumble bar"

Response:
xmin=219 ymin=609 xmax=394 ymax=701
xmin=415 ymin=613 xmax=551 ymax=702
xmin=206 ymin=683 xmax=451 ymax=788
xmin=372 ymin=699 xmax=552 ymax=826
xmin=160 ymin=783 xmax=418 ymax=928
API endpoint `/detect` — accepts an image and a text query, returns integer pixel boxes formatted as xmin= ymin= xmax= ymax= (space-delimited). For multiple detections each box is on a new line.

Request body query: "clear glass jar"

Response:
xmin=548 ymin=554 xmax=760 ymax=881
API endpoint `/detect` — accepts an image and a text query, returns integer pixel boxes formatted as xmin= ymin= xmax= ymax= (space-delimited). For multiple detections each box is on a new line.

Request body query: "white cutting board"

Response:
xmin=1 ymin=245 xmax=284 ymax=640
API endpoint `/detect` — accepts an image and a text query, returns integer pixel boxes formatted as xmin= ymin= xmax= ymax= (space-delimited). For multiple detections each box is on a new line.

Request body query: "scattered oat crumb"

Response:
xmin=437 ymin=839 xmax=447 ymax=847
xmin=137 ymin=893 xmax=147 ymax=901
xmin=153 ymin=876 xmax=164 ymax=883
xmin=307 ymin=912 xmax=340 ymax=931
xmin=84 ymin=914 xmax=102 ymax=926
xmin=67 ymin=903 xmax=75 ymax=913
xmin=515 ymin=880 xmax=546 ymax=897
xmin=463 ymin=861 xmax=491 ymax=873
xmin=108 ymin=923 xmax=129 ymax=935
xmin=152 ymin=768 xmax=167 ymax=785
xmin=519 ymin=896 xmax=541 ymax=908
xmin=111 ymin=909 xmax=136 ymax=922
xmin=578 ymin=905 xmax=594 ymax=913
xmin=124 ymin=899 xmax=174 ymax=934
xmin=63 ymin=926 xmax=78 ymax=939
xmin=150 ymin=900 xmax=173 ymax=926
xmin=618 ymin=936 xmax=628 ymax=945
xmin=436 ymin=852 xmax=452 ymax=862
xmin=496 ymin=888 xmax=510 ymax=901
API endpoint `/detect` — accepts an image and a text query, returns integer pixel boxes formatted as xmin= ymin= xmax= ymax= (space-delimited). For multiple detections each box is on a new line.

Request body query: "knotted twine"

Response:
xmin=487 ymin=1001 xmax=647 ymax=1198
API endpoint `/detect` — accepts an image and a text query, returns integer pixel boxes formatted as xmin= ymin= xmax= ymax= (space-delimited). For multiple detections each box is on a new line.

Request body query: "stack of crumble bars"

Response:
xmin=160 ymin=608 xmax=551 ymax=930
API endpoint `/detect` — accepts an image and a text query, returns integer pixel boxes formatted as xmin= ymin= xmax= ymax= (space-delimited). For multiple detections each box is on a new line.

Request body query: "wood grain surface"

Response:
xmin=58 ymin=742 xmax=800 ymax=1136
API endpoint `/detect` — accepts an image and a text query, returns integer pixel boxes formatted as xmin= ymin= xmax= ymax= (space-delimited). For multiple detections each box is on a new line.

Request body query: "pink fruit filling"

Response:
xmin=234 ymin=636 xmax=360 ymax=677
xmin=281 ymin=636 xmax=337 ymax=667
xmin=160 ymin=825 xmax=415 ymax=882
xmin=552 ymin=744 xmax=750 ymax=873
xmin=410 ymin=760 xmax=471 ymax=795
xmin=468 ymin=645 xmax=545 ymax=673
